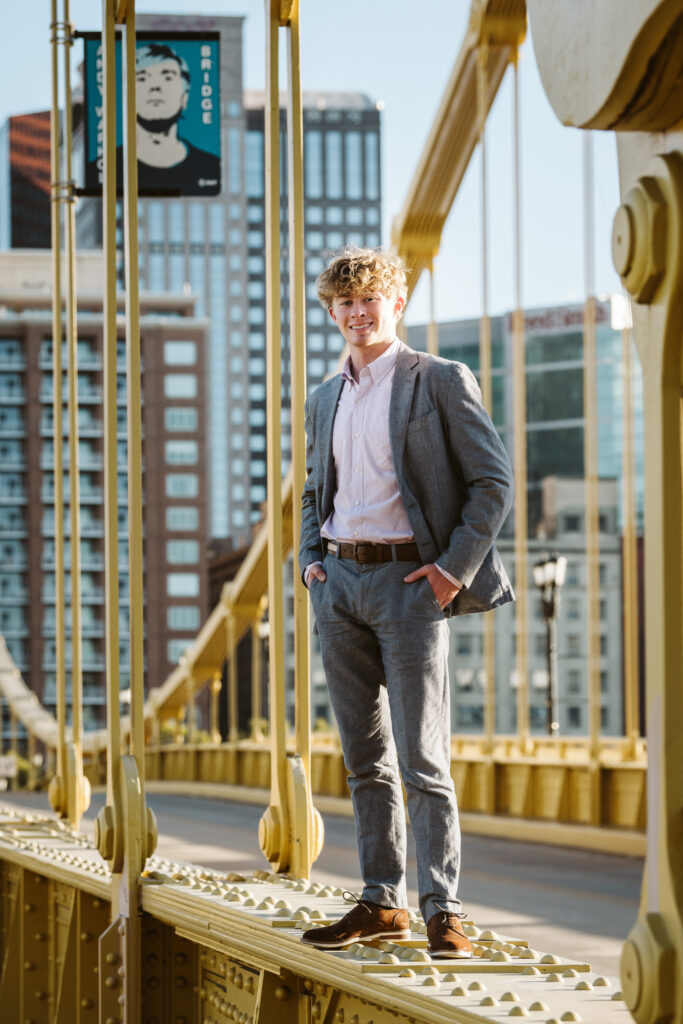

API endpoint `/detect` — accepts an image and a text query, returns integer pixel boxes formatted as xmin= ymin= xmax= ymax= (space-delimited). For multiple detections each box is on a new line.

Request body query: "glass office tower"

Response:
xmin=75 ymin=15 xmax=383 ymax=547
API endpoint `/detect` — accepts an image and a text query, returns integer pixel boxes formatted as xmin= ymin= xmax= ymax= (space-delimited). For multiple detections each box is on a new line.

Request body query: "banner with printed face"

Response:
xmin=83 ymin=32 xmax=221 ymax=197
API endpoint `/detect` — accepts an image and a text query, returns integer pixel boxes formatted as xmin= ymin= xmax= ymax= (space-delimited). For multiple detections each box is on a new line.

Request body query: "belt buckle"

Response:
xmin=353 ymin=542 xmax=374 ymax=564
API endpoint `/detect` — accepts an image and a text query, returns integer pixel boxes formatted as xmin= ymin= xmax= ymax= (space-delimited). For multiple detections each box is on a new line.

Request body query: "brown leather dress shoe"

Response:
xmin=300 ymin=894 xmax=410 ymax=950
xmin=426 ymin=910 xmax=473 ymax=959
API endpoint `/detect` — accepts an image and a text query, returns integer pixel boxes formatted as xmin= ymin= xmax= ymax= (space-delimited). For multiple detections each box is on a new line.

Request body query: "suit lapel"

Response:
xmin=389 ymin=344 xmax=419 ymax=487
xmin=319 ymin=376 xmax=345 ymax=520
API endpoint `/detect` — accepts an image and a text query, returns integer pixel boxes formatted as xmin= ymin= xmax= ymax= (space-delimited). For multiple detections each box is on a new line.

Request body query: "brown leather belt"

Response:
xmin=324 ymin=539 xmax=420 ymax=564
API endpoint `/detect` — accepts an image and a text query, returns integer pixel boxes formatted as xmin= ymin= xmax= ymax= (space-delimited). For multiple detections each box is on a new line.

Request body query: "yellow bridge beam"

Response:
xmin=527 ymin=1 xmax=683 ymax=1019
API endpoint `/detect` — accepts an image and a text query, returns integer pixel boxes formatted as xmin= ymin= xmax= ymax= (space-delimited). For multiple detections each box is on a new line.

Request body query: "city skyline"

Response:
xmin=1 ymin=1 xmax=623 ymax=326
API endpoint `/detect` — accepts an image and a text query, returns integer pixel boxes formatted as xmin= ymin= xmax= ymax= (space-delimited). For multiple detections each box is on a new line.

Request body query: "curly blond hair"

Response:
xmin=316 ymin=247 xmax=408 ymax=316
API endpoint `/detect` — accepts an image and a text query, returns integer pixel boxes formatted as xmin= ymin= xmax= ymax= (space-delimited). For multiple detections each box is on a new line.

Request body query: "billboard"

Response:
xmin=83 ymin=32 xmax=221 ymax=197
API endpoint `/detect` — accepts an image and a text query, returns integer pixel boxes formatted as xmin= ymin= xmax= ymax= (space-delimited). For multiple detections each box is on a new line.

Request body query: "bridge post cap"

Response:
xmin=621 ymin=912 xmax=676 ymax=1023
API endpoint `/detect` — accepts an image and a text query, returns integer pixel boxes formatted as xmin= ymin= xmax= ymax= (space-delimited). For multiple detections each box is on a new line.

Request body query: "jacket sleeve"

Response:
xmin=437 ymin=363 xmax=514 ymax=588
xmin=298 ymin=397 xmax=325 ymax=581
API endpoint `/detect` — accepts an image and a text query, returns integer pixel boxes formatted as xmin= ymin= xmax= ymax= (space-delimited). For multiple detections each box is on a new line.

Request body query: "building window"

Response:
xmin=345 ymin=131 xmax=363 ymax=198
xmin=168 ymin=639 xmax=194 ymax=663
xmin=167 ymin=573 xmax=200 ymax=597
xmin=165 ymin=440 xmax=198 ymax=465
xmin=325 ymin=132 xmax=343 ymax=199
xmin=209 ymin=204 xmax=225 ymax=245
xmin=166 ymin=540 xmax=200 ymax=564
xmin=164 ymin=374 xmax=197 ymax=399
xmin=168 ymin=606 xmax=200 ymax=631
xmin=365 ymin=132 xmax=379 ymax=200
xmin=568 ymin=706 xmax=582 ymax=728
xmin=169 ymin=203 xmax=184 ymax=243
xmin=148 ymin=202 xmax=164 ymax=242
xmin=304 ymin=131 xmax=323 ymax=198
xmin=228 ymin=126 xmax=241 ymax=194
xmin=306 ymin=230 xmax=324 ymax=250
xmin=149 ymin=252 xmax=164 ymax=290
xmin=246 ymin=130 xmax=264 ymax=198
xmin=166 ymin=474 xmax=199 ymax=498
xmin=165 ymin=408 xmax=198 ymax=432
xmin=567 ymin=669 xmax=581 ymax=694
xmin=306 ymin=205 xmax=323 ymax=223
xmin=164 ymin=340 xmax=196 ymax=365
xmin=567 ymin=635 xmax=581 ymax=657
xmin=189 ymin=203 xmax=204 ymax=243
xmin=166 ymin=507 xmax=199 ymax=531
xmin=456 ymin=634 xmax=472 ymax=656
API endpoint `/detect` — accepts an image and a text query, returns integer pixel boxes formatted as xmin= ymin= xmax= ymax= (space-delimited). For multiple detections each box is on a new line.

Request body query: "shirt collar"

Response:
xmin=341 ymin=337 xmax=400 ymax=386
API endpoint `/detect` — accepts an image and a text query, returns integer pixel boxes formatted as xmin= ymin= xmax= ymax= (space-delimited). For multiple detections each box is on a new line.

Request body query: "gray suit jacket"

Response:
xmin=299 ymin=343 xmax=515 ymax=616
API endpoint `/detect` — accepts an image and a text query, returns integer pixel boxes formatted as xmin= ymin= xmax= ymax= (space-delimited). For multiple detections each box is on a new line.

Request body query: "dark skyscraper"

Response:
xmin=0 ymin=111 xmax=52 ymax=249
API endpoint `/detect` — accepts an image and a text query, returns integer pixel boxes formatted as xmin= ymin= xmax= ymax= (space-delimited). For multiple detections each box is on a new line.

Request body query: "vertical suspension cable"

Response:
xmin=583 ymin=132 xmax=601 ymax=774
xmin=511 ymin=52 xmax=529 ymax=747
xmin=63 ymin=0 xmax=84 ymax=811
xmin=251 ymin=608 xmax=263 ymax=736
xmin=49 ymin=0 xmax=68 ymax=812
xmin=228 ymin=613 xmax=238 ymax=742
xmin=102 ymin=0 xmax=122 ymax=809
xmin=122 ymin=3 xmax=145 ymax=780
xmin=621 ymin=310 xmax=640 ymax=740
xmin=477 ymin=44 xmax=496 ymax=760
xmin=263 ymin=0 xmax=289 ymax=859
xmin=286 ymin=0 xmax=311 ymax=785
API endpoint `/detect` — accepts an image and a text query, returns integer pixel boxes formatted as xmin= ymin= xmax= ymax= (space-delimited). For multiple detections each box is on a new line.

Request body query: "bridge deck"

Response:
xmin=0 ymin=796 xmax=638 ymax=1022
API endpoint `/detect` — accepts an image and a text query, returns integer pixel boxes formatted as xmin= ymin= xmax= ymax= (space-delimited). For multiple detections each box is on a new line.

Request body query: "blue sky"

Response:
xmin=1 ymin=1 xmax=622 ymax=324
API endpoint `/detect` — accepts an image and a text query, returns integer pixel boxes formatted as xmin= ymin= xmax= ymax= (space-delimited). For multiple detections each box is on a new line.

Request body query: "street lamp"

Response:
xmin=533 ymin=552 xmax=567 ymax=736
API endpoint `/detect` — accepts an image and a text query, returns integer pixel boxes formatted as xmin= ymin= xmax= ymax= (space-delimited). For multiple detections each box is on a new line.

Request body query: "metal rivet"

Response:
xmin=105 ymin=952 xmax=119 ymax=965
xmin=105 ymin=976 xmax=118 ymax=989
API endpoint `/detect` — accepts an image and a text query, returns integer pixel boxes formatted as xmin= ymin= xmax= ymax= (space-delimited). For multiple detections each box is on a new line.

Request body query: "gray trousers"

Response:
xmin=309 ymin=552 xmax=462 ymax=923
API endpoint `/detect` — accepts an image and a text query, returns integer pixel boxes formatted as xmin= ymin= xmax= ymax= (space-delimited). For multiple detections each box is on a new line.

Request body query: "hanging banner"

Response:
xmin=83 ymin=31 xmax=221 ymax=197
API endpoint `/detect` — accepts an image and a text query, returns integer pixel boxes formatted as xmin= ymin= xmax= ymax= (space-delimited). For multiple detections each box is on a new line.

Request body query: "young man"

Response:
xmin=299 ymin=247 xmax=514 ymax=958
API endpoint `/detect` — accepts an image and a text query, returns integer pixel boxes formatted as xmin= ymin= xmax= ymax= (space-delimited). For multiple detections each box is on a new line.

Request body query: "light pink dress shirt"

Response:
xmin=321 ymin=339 xmax=413 ymax=544
xmin=305 ymin=338 xmax=461 ymax=591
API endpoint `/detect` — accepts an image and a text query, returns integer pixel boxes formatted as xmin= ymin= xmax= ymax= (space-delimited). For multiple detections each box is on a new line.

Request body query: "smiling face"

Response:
xmin=329 ymin=290 xmax=405 ymax=360
xmin=136 ymin=60 xmax=188 ymax=120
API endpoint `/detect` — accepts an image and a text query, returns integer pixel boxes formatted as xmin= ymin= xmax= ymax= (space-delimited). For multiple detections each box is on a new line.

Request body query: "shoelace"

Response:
xmin=432 ymin=901 xmax=467 ymax=924
xmin=341 ymin=891 xmax=374 ymax=916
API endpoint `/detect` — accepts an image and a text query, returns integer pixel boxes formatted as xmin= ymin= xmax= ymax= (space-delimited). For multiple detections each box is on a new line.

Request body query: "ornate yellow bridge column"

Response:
xmin=528 ymin=3 xmax=683 ymax=1021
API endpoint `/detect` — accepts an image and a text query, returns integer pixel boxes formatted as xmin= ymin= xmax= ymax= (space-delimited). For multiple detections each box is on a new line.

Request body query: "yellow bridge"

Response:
xmin=0 ymin=1 xmax=681 ymax=1022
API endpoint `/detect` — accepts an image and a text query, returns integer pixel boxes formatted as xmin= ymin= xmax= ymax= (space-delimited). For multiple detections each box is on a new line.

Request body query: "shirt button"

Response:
xmin=354 ymin=432 xmax=360 ymax=438
xmin=354 ymin=500 xmax=360 ymax=506
xmin=353 ymin=530 xmax=359 ymax=537
xmin=354 ymin=467 xmax=360 ymax=473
